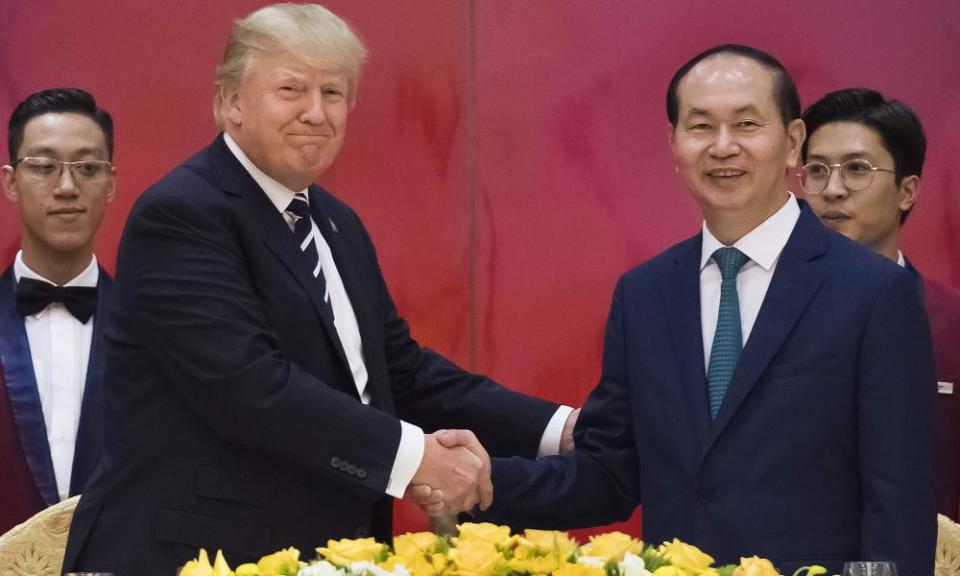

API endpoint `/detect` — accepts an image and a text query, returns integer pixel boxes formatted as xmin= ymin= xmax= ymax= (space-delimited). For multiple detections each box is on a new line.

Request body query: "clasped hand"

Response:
xmin=408 ymin=429 xmax=492 ymax=516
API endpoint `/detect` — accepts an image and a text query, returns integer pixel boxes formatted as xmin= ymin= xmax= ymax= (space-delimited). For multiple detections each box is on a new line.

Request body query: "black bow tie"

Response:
xmin=16 ymin=277 xmax=98 ymax=323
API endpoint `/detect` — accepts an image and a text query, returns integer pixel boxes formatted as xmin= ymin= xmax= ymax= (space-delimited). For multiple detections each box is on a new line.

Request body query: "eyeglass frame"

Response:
xmin=10 ymin=156 xmax=114 ymax=186
xmin=797 ymin=158 xmax=898 ymax=195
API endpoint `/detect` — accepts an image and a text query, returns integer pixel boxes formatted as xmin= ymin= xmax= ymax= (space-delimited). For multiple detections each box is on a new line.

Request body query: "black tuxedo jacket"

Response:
xmin=486 ymin=205 xmax=937 ymax=576
xmin=63 ymin=136 xmax=557 ymax=574
xmin=0 ymin=265 xmax=111 ymax=534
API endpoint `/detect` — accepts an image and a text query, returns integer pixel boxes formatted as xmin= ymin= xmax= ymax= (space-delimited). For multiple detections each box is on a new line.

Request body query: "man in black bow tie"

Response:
xmin=0 ymin=88 xmax=115 ymax=534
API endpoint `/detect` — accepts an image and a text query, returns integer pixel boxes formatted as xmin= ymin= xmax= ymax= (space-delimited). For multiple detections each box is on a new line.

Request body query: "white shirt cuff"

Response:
xmin=385 ymin=420 xmax=424 ymax=498
xmin=537 ymin=405 xmax=575 ymax=457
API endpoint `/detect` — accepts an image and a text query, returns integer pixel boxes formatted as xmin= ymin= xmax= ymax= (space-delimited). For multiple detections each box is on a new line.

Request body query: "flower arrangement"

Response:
xmin=179 ymin=523 xmax=828 ymax=576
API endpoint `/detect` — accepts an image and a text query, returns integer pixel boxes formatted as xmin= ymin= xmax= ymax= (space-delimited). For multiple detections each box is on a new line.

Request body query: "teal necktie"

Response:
xmin=707 ymin=247 xmax=750 ymax=421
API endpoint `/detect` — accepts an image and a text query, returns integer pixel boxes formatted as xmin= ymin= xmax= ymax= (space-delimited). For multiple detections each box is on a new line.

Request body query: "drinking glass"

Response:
xmin=842 ymin=561 xmax=897 ymax=576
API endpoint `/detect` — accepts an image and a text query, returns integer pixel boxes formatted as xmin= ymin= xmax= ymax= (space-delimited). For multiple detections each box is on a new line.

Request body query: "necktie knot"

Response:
xmin=16 ymin=278 xmax=97 ymax=323
xmin=285 ymin=193 xmax=311 ymax=220
xmin=712 ymin=247 xmax=749 ymax=280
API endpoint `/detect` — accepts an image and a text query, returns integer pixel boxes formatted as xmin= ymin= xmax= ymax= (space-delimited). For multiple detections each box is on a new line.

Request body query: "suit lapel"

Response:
xmin=659 ymin=236 xmax=711 ymax=448
xmin=70 ymin=268 xmax=111 ymax=495
xmin=705 ymin=206 xmax=829 ymax=450
xmin=307 ymin=189 xmax=389 ymax=409
xmin=205 ymin=136 xmax=352 ymax=379
xmin=0 ymin=267 xmax=59 ymax=505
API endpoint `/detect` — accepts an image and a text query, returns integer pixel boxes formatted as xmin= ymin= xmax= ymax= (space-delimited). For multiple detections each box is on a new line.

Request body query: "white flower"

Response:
xmin=619 ymin=553 xmax=652 ymax=576
xmin=349 ymin=561 xmax=411 ymax=576
xmin=299 ymin=561 xmax=344 ymax=576
xmin=576 ymin=556 xmax=607 ymax=568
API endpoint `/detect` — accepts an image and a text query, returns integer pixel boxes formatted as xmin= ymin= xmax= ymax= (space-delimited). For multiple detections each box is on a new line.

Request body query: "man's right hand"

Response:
xmin=409 ymin=429 xmax=493 ymax=514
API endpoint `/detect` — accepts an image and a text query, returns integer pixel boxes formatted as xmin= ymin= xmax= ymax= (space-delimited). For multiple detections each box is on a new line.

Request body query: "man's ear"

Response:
xmin=105 ymin=165 xmax=118 ymax=205
xmin=2 ymin=165 xmax=18 ymax=203
xmin=221 ymin=86 xmax=244 ymax=127
xmin=784 ymin=118 xmax=806 ymax=169
xmin=897 ymin=174 xmax=920 ymax=216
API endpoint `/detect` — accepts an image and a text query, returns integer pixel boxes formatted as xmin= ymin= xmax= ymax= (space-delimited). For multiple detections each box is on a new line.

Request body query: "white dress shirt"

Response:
xmin=224 ymin=134 xmax=570 ymax=498
xmin=700 ymin=193 xmax=801 ymax=368
xmin=14 ymin=251 xmax=98 ymax=500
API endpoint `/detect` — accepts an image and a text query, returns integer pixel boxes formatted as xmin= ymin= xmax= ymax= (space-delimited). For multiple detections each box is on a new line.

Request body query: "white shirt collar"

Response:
xmin=700 ymin=192 xmax=801 ymax=272
xmin=223 ymin=132 xmax=309 ymax=214
xmin=897 ymin=251 xmax=906 ymax=268
xmin=14 ymin=250 xmax=99 ymax=287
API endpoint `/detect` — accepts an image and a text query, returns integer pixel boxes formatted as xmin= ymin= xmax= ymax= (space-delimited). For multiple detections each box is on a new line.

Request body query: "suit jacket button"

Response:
xmin=354 ymin=526 xmax=370 ymax=538
xmin=357 ymin=469 xmax=367 ymax=479
xmin=339 ymin=461 xmax=350 ymax=471
xmin=699 ymin=489 xmax=714 ymax=505
xmin=347 ymin=464 xmax=358 ymax=475
xmin=330 ymin=456 xmax=341 ymax=468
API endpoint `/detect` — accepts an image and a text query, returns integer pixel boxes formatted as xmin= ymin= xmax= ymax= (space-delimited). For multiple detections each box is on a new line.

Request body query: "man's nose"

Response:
xmin=708 ymin=125 xmax=739 ymax=158
xmin=300 ymin=90 xmax=327 ymax=124
xmin=54 ymin=164 xmax=80 ymax=196
xmin=820 ymin=167 xmax=848 ymax=200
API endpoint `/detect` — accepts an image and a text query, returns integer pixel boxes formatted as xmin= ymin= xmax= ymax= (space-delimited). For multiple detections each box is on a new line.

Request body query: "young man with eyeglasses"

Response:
xmin=802 ymin=87 xmax=960 ymax=521
xmin=0 ymin=88 xmax=116 ymax=534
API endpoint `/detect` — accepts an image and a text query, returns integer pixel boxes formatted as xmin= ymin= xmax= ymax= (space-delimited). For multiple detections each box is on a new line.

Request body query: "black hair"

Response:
xmin=7 ymin=87 xmax=114 ymax=162
xmin=666 ymin=44 xmax=801 ymax=128
xmin=801 ymin=88 xmax=925 ymax=224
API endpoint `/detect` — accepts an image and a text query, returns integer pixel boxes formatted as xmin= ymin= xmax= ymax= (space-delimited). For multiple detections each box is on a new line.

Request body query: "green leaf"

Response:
xmin=715 ymin=565 xmax=737 ymax=576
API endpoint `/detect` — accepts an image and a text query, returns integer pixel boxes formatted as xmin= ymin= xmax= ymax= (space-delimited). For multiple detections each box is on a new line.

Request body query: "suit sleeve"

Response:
xmin=114 ymin=179 xmax=401 ymax=499
xmin=858 ymin=268 xmax=937 ymax=574
xmin=481 ymin=277 xmax=639 ymax=528
xmin=353 ymin=222 xmax=560 ymax=459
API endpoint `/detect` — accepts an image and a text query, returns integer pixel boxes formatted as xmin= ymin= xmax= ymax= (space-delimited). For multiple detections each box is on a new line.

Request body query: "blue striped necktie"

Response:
xmin=707 ymin=247 xmax=750 ymax=421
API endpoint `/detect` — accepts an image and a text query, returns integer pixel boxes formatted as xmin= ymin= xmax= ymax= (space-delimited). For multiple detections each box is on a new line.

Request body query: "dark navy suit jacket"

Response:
xmin=907 ymin=259 xmax=960 ymax=521
xmin=63 ymin=136 xmax=558 ymax=575
xmin=0 ymin=265 xmax=111 ymax=534
xmin=486 ymin=204 xmax=937 ymax=576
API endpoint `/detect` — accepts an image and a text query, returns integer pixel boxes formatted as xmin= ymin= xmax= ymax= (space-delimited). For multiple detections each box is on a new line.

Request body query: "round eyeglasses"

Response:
xmin=13 ymin=156 xmax=113 ymax=187
xmin=798 ymin=158 xmax=897 ymax=195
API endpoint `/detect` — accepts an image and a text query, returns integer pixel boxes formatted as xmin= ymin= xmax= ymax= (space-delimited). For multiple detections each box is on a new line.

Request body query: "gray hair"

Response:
xmin=213 ymin=3 xmax=367 ymax=128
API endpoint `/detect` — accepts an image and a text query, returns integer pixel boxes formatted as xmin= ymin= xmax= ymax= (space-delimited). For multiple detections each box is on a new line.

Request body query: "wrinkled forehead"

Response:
xmin=677 ymin=54 xmax=778 ymax=116
xmin=240 ymin=45 xmax=356 ymax=89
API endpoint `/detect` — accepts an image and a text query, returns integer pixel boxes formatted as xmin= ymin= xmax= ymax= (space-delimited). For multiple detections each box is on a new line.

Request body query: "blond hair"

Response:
xmin=213 ymin=3 xmax=367 ymax=128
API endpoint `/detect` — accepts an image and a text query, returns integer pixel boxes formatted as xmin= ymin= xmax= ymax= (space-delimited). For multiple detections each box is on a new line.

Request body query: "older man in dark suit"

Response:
xmin=62 ymin=4 xmax=573 ymax=575
xmin=0 ymin=88 xmax=115 ymax=535
xmin=454 ymin=46 xmax=937 ymax=576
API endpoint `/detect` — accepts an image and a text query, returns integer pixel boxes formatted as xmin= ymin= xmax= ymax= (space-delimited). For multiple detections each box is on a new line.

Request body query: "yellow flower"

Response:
xmin=580 ymin=532 xmax=642 ymax=561
xmin=515 ymin=529 xmax=578 ymax=560
xmin=451 ymin=539 xmax=502 ymax=576
xmin=212 ymin=550 xmax=235 ymax=576
xmin=180 ymin=549 xmax=214 ymax=576
xmin=236 ymin=565 xmax=259 ymax=576
xmin=456 ymin=523 xmax=513 ymax=547
xmin=383 ymin=552 xmax=450 ymax=576
xmin=553 ymin=562 xmax=607 ymax=576
xmin=257 ymin=547 xmax=301 ymax=576
xmin=506 ymin=554 xmax=561 ymax=574
xmin=658 ymin=540 xmax=713 ymax=573
xmin=394 ymin=532 xmax=441 ymax=559
xmin=732 ymin=557 xmax=779 ymax=576
xmin=650 ymin=568 xmax=687 ymax=576
xmin=318 ymin=537 xmax=388 ymax=566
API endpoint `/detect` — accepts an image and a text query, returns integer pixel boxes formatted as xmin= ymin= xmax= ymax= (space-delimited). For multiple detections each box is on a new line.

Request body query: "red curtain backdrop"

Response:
xmin=2 ymin=0 xmax=958 ymax=539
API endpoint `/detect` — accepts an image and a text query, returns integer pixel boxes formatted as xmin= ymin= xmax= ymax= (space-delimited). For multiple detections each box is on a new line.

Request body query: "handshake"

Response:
xmin=408 ymin=429 xmax=494 ymax=516
xmin=406 ymin=409 xmax=580 ymax=517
